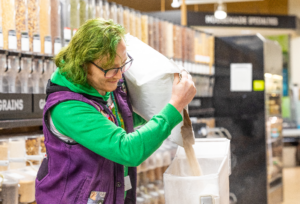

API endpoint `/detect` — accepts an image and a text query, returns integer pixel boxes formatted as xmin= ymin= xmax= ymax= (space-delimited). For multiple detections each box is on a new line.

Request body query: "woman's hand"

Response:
xmin=169 ymin=71 xmax=196 ymax=113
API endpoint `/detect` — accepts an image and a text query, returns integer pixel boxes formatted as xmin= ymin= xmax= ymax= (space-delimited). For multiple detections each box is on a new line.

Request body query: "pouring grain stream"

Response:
xmin=181 ymin=108 xmax=202 ymax=176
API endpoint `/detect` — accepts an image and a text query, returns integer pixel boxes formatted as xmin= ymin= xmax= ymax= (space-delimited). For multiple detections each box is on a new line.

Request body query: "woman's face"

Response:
xmin=87 ymin=39 xmax=128 ymax=95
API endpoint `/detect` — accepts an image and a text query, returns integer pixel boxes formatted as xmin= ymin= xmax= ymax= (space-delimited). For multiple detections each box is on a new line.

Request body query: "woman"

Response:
xmin=36 ymin=19 xmax=196 ymax=204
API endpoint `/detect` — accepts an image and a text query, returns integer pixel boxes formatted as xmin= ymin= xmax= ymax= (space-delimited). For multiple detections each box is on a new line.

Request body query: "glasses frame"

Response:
xmin=90 ymin=53 xmax=133 ymax=78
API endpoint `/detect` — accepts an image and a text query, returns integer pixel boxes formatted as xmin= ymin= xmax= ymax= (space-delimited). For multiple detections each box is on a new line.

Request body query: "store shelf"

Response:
xmin=267 ymin=137 xmax=282 ymax=144
xmin=269 ymin=173 xmax=283 ymax=184
xmin=282 ymin=129 xmax=300 ymax=138
xmin=0 ymin=118 xmax=43 ymax=129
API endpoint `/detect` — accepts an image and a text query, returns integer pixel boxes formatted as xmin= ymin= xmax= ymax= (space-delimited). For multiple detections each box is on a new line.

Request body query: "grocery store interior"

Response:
xmin=0 ymin=0 xmax=300 ymax=203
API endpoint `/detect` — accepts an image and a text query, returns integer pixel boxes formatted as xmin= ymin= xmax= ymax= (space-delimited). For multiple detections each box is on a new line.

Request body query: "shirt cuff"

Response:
xmin=159 ymin=103 xmax=183 ymax=129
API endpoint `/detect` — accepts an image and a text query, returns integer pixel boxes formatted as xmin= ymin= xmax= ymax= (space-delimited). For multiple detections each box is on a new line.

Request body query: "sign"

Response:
xmin=33 ymin=94 xmax=46 ymax=114
xmin=188 ymin=12 xmax=298 ymax=29
xmin=230 ymin=63 xmax=252 ymax=92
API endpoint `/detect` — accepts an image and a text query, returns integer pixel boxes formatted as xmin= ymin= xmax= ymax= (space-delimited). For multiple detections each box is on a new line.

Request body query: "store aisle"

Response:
xmin=282 ymin=167 xmax=300 ymax=204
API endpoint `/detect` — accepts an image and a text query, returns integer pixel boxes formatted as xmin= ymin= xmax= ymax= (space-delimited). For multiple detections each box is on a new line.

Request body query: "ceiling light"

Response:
xmin=171 ymin=0 xmax=181 ymax=8
xmin=214 ymin=3 xmax=227 ymax=19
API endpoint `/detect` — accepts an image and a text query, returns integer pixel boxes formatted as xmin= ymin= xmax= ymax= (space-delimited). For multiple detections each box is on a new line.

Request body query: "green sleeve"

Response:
xmin=133 ymin=112 xmax=147 ymax=128
xmin=50 ymin=101 xmax=182 ymax=167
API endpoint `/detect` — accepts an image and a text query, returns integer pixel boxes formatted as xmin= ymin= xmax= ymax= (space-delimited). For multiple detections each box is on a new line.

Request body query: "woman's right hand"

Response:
xmin=169 ymin=71 xmax=196 ymax=113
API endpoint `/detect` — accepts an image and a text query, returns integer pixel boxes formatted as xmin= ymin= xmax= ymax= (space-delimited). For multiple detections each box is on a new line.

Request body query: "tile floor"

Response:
xmin=282 ymin=167 xmax=300 ymax=204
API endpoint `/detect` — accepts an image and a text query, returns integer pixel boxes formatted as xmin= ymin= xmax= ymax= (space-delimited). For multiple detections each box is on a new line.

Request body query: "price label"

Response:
xmin=64 ymin=27 xmax=71 ymax=40
xmin=8 ymin=30 xmax=17 ymax=50
xmin=21 ymin=32 xmax=29 ymax=51
xmin=44 ymin=36 xmax=52 ymax=54
xmin=33 ymin=34 xmax=41 ymax=53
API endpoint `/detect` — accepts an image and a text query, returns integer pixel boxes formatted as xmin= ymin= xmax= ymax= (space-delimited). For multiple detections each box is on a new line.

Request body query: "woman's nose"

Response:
xmin=114 ymin=69 xmax=123 ymax=79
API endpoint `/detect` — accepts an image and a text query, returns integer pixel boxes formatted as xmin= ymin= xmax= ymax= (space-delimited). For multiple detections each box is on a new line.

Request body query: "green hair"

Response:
xmin=55 ymin=18 xmax=125 ymax=85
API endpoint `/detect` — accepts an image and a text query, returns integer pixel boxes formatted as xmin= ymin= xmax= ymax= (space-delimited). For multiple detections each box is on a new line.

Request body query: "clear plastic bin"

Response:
xmin=8 ymin=138 xmax=26 ymax=170
xmin=28 ymin=0 xmax=40 ymax=53
xmin=141 ymin=15 xmax=148 ymax=45
xmin=129 ymin=9 xmax=136 ymax=37
xmin=70 ymin=0 xmax=79 ymax=36
xmin=30 ymin=54 xmax=44 ymax=93
xmin=79 ymin=0 xmax=88 ymax=26
xmin=42 ymin=57 xmax=54 ymax=93
xmin=0 ymin=51 xmax=7 ymax=93
xmin=6 ymin=53 xmax=20 ymax=93
xmin=88 ymin=0 xmax=95 ymax=19
xmin=2 ymin=0 xmax=16 ymax=50
xmin=0 ymin=175 xmax=19 ymax=204
xmin=39 ymin=0 xmax=51 ymax=54
xmin=51 ymin=0 xmax=61 ymax=55
xmin=0 ymin=139 xmax=9 ymax=172
xmin=102 ymin=0 xmax=109 ymax=20
xmin=117 ymin=5 xmax=123 ymax=26
xmin=95 ymin=0 xmax=103 ymax=18
xmin=15 ymin=0 xmax=29 ymax=52
xmin=164 ymin=138 xmax=231 ymax=204
xmin=135 ymin=11 xmax=142 ymax=40
xmin=25 ymin=136 xmax=42 ymax=166
xmin=109 ymin=2 xmax=117 ymax=23
xmin=123 ymin=7 xmax=130 ymax=34
xmin=18 ymin=54 xmax=33 ymax=93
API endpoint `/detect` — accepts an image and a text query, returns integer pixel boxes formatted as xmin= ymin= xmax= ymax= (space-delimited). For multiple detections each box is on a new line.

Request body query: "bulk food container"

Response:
xmin=109 ymin=2 xmax=117 ymax=23
xmin=0 ymin=50 xmax=7 ymax=93
xmin=0 ymin=176 xmax=19 ymax=204
xmin=117 ymin=4 xmax=123 ymax=26
xmin=30 ymin=54 xmax=44 ymax=93
xmin=1 ymin=0 xmax=16 ymax=50
xmin=88 ymin=0 xmax=95 ymax=19
xmin=61 ymin=0 xmax=71 ymax=47
xmin=27 ymin=0 xmax=40 ymax=53
xmin=25 ymin=135 xmax=42 ymax=166
xmin=6 ymin=52 xmax=20 ymax=93
xmin=95 ymin=0 xmax=103 ymax=18
xmin=8 ymin=137 xmax=26 ymax=170
xmin=15 ymin=0 xmax=29 ymax=52
xmin=147 ymin=16 xmax=154 ymax=48
xmin=18 ymin=53 xmax=33 ymax=93
xmin=141 ymin=15 xmax=148 ymax=45
xmin=79 ymin=0 xmax=88 ymax=26
xmin=129 ymin=9 xmax=136 ymax=37
xmin=3 ymin=170 xmax=36 ymax=204
xmin=70 ymin=0 xmax=79 ymax=36
xmin=135 ymin=11 xmax=142 ymax=40
xmin=123 ymin=7 xmax=130 ymax=34
xmin=153 ymin=18 xmax=159 ymax=52
xmin=0 ymin=139 xmax=9 ymax=171
xmin=164 ymin=138 xmax=231 ymax=204
xmin=51 ymin=0 xmax=61 ymax=55
xmin=146 ymin=154 xmax=156 ymax=183
xmin=39 ymin=0 xmax=51 ymax=54
xmin=42 ymin=56 xmax=54 ymax=93
xmin=102 ymin=0 xmax=109 ymax=20
xmin=166 ymin=22 xmax=173 ymax=59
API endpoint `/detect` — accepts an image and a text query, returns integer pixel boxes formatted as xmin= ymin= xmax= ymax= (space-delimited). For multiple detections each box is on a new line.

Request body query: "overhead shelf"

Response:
xmin=0 ymin=118 xmax=43 ymax=129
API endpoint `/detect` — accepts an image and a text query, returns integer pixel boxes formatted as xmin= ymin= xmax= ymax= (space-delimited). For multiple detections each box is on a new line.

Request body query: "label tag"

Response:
xmin=33 ymin=34 xmax=41 ymax=53
xmin=21 ymin=32 xmax=29 ymax=51
xmin=124 ymin=175 xmax=132 ymax=191
xmin=8 ymin=30 xmax=17 ymax=50
xmin=64 ymin=27 xmax=71 ymax=40
xmin=44 ymin=36 xmax=52 ymax=54
xmin=54 ymin=38 xmax=62 ymax=55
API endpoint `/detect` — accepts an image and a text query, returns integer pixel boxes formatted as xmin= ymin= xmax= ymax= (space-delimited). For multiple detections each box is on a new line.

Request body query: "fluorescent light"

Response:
xmin=214 ymin=3 xmax=227 ymax=19
xmin=171 ymin=0 xmax=180 ymax=8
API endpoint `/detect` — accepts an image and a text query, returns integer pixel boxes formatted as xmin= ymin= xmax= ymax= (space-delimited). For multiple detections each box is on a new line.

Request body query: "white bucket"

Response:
xmin=164 ymin=138 xmax=231 ymax=204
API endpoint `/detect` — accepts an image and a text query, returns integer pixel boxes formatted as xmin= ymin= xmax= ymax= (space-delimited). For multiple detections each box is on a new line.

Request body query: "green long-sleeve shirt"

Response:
xmin=50 ymin=68 xmax=182 ymax=181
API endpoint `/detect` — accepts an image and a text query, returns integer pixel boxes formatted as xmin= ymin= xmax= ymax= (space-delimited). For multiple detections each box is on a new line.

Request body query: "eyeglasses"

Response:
xmin=90 ymin=53 xmax=133 ymax=78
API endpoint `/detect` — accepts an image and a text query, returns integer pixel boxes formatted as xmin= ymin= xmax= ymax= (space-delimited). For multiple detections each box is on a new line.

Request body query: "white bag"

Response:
xmin=124 ymin=34 xmax=185 ymax=147
xmin=164 ymin=138 xmax=231 ymax=204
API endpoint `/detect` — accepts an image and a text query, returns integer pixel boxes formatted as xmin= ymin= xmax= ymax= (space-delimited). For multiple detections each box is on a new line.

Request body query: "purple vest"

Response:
xmin=36 ymin=81 xmax=136 ymax=204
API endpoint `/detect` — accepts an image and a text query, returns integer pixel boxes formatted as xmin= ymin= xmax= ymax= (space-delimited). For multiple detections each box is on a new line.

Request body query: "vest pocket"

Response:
xmin=74 ymin=177 xmax=91 ymax=204
xmin=37 ymin=158 xmax=49 ymax=181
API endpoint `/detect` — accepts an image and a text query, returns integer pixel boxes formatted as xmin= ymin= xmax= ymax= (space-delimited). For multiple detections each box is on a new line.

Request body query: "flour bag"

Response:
xmin=124 ymin=34 xmax=186 ymax=147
